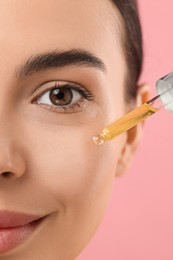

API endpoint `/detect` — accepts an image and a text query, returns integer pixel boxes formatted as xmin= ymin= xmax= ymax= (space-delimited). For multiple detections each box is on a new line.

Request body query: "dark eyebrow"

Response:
xmin=15 ymin=49 xmax=106 ymax=80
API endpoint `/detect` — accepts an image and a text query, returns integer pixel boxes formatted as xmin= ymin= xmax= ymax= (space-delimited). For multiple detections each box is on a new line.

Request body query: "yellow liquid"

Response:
xmin=93 ymin=103 xmax=159 ymax=145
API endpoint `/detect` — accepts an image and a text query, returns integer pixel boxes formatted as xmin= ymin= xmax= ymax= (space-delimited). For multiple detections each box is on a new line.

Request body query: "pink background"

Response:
xmin=78 ymin=1 xmax=173 ymax=260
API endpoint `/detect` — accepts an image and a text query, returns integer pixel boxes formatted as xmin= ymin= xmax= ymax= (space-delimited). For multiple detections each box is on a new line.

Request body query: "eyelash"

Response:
xmin=32 ymin=81 xmax=95 ymax=114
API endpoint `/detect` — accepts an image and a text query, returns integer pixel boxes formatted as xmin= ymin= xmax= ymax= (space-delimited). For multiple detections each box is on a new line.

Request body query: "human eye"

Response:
xmin=32 ymin=81 xmax=95 ymax=114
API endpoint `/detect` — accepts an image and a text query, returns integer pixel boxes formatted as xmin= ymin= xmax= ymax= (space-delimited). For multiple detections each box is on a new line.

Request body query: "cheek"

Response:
xmin=25 ymin=123 xmax=121 ymax=205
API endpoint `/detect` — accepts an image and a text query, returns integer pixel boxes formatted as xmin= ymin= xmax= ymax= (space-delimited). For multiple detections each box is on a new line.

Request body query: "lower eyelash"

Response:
xmin=38 ymin=99 xmax=88 ymax=114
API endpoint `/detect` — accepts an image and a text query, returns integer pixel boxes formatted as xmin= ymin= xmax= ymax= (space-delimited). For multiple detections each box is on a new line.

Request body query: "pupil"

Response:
xmin=50 ymin=88 xmax=73 ymax=106
xmin=56 ymin=91 xmax=64 ymax=99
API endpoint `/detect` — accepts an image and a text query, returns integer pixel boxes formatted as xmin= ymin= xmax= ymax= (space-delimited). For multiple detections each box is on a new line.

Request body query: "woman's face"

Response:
xmin=0 ymin=0 xmax=139 ymax=259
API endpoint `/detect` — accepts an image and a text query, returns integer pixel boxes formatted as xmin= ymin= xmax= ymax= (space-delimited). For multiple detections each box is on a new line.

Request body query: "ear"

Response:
xmin=115 ymin=83 xmax=150 ymax=177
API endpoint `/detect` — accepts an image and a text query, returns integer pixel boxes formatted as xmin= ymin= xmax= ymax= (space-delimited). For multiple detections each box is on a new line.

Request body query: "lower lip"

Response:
xmin=0 ymin=217 xmax=45 ymax=254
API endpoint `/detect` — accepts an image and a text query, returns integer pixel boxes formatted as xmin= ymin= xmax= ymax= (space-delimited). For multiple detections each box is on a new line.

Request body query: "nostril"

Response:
xmin=1 ymin=172 xmax=11 ymax=178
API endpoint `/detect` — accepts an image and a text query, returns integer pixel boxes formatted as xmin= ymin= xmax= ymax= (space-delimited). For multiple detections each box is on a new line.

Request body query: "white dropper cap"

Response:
xmin=156 ymin=72 xmax=173 ymax=113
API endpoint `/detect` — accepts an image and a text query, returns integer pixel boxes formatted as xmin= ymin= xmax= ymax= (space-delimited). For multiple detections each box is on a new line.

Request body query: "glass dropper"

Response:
xmin=93 ymin=72 xmax=173 ymax=145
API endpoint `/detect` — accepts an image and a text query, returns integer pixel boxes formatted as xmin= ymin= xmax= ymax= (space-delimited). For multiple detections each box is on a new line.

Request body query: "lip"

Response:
xmin=0 ymin=210 xmax=47 ymax=254
xmin=0 ymin=210 xmax=44 ymax=228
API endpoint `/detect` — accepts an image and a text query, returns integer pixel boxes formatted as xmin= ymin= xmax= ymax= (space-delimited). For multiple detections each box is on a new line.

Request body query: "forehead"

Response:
xmin=0 ymin=0 xmax=122 ymax=56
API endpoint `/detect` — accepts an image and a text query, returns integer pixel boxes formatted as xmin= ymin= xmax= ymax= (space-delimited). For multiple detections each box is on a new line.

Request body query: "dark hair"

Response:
xmin=111 ymin=0 xmax=143 ymax=100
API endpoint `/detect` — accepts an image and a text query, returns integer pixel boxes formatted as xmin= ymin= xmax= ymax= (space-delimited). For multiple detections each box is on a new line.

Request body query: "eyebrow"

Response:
xmin=15 ymin=49 xmax=106 ymax=80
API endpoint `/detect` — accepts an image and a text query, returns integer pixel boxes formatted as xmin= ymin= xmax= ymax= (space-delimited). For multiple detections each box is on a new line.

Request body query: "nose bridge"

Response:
xmin=0 ymin=84 xmax=16 ymax=129
xmin=0 ymin=102 xmax=17 ymax=141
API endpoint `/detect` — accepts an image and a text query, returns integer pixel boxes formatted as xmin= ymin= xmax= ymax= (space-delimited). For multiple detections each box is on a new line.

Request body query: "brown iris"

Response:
xmin=49 ymin=88 xmax=73 ymax=106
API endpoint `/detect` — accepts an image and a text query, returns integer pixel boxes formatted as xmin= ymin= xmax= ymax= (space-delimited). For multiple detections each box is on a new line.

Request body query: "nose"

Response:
xmin=0 ymin=120 xmax=26 ymax=179
xmin=0 ymin=151 xmax=26 ymax=179
xmin=0 ymin=143 xmax=26 ymax=179
xmin=0 ymin=89 xmax=27 ymax=180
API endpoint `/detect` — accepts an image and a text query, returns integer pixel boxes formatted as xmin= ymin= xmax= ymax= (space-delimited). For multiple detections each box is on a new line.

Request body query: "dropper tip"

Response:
xmin=93 ymin=135 xmax=105 ymax=145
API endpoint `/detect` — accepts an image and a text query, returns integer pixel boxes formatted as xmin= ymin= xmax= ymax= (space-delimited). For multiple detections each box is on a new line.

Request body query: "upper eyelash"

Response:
xmin=56 ymin=82 xmax=95 ymax=100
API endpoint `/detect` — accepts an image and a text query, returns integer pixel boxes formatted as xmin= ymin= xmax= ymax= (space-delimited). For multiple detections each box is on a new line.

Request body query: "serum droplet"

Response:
xmin=93 ymin=135 xmax=105 ymax=145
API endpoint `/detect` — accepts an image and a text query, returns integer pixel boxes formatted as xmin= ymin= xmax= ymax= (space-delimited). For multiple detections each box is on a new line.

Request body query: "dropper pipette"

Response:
xmin=93 ymin=72 xmax=173 ymax=145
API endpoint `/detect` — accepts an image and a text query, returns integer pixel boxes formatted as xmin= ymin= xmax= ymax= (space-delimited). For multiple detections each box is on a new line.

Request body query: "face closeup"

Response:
xmin=0 ymin=0 xmax=145 ymax=259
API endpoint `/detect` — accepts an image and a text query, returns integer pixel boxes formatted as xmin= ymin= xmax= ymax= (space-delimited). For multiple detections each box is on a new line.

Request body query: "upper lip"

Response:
xmin=0 ymin=210 xmax=44 ymax=228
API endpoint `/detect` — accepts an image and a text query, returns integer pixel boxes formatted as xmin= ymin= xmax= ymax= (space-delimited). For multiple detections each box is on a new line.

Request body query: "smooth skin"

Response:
xmin=0 ymin=0 xmax=148 ymax=259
